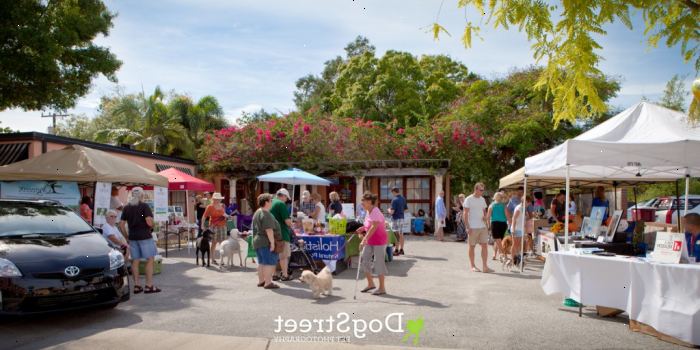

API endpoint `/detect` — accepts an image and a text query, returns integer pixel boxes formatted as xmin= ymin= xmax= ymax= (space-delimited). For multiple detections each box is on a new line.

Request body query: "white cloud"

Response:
xmin=225 ymin=104 xmax=263 ymax=124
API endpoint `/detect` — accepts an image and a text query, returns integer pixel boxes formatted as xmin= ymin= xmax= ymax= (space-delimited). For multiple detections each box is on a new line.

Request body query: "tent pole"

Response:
xmin=684 ymin=169 xmax=690 ymax=217
xmin=564 ymin=165 xmax=570 ymax=250
xmin=675 ymin=180 xmax=682 ymax=232
xmin=520 ymin=176 xmax=527 ymax=272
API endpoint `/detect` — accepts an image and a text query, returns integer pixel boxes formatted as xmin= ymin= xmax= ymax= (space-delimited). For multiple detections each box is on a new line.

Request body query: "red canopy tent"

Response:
xmin=158 ymin=168 xmax=215 ymax=192
xmin=155 ymin=168 xmax=215 ymax=226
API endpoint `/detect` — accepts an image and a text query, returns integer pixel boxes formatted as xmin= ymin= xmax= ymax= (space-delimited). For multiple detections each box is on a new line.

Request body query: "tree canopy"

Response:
xmin=0 ymin=0 xmax=121 ymax=111
xmin=56 ymin=87 xmax=228 ymax=159
xmin=294 ymin=37 xmax=476 ymax=127
xmin=436 ymin=0 xmax=700 ymax=125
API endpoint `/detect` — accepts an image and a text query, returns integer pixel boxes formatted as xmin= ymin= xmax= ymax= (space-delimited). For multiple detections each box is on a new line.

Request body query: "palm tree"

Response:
xmin=169 ymin=94 xmax=227 ymax=149
xmin=96 ymin=87 xmax=192 ymax=156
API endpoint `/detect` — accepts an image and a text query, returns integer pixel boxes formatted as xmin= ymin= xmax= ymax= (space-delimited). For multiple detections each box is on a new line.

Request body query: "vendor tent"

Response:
xmin=525 ymin=102 xmax=700 ymax=180
xmin=158 ymin=167 xmax=214 ymax=191
xmin=0 ymin=145 xmax=169 ymax=187
xmin=257 ymin=168 xmax=331 ymax=186
xmin=507 ymin=102 xmax=700 ymax=270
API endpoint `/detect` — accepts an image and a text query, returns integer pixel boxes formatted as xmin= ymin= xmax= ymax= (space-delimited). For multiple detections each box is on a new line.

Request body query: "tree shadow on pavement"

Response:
xmin=406 ymin=255 xmax=448 ymax=261
xmin=269 ymin=285 xmax=346 ymax=304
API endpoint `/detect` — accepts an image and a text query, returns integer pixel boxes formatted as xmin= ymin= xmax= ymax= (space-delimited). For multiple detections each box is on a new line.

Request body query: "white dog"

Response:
xmin=219 ymin=229 xmax=243 ymax=269
xmin=300 ymin=267 xmax=333 ymax=298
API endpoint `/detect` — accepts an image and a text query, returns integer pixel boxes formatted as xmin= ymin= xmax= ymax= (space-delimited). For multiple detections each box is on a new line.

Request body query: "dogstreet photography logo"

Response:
xmin=272 ymin=312 xmax=425 ymax=345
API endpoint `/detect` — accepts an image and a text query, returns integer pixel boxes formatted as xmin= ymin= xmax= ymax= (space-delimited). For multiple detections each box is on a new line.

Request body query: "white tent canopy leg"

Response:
xmin=564 ymin=165 xmax=570 ymax=250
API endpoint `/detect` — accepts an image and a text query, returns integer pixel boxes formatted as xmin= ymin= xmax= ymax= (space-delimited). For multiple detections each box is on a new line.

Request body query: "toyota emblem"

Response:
xmin=64 ymin=266 xmax=80 ymax=277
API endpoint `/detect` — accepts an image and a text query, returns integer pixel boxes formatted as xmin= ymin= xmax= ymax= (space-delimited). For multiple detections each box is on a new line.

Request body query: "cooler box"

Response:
xmin=413 ymin=219 xmax=425 ymax=234
xmin=138 ymin=255 xmax=162 ymax=275
xmin=631 ymin=208 xmax=655 ymax=222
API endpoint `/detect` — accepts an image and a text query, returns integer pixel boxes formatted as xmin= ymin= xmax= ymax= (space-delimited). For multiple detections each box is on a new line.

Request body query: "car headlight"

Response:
xmin=0 ymin=258 xmax=22 ymax=277
xmin=109 ymin=249 xmax=125 ymax=270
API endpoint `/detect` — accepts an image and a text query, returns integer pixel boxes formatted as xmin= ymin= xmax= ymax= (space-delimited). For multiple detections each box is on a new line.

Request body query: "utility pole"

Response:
xmin=40 ymin=112 xmax=69 ymax=135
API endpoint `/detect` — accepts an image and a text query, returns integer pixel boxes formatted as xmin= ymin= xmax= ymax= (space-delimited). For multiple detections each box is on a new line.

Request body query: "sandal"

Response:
xmin=372 ymin=290 xmax=386 ymax=296
xmin=144 ymin=285 xmax=161 ymax=294
xmin=280 ymin=275 xmax=293 ymax=281
xmin=257 ymin=282 xmax=265 ymax=287
xmin=264 ymin=283 xmax=280 ymax=289
xmin=361 ymin=286 xmax=376 ymax=293
xmin=133 ymin=285 xmax=143 ymax=294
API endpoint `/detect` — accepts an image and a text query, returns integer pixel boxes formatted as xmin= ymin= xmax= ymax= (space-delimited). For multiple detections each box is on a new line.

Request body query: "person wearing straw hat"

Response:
xmin=202 ymin=192 xmax=229 ymax=264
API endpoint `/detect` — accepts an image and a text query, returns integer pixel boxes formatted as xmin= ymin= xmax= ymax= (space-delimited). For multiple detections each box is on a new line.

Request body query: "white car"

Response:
xmin=655 ymin=195 xmax=700 ymax=225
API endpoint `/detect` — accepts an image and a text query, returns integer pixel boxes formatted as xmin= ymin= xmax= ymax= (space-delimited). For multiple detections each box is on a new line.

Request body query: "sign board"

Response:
xmin=153 ymin=186 xmax=169 ymax=222
xmin=536 ymin=230 xmax=559 ymax=257
xmin=301 ymin=235 xmax=345 ymax=260
xmin=652 ymin=232 xmax=687 ymax=264
xmin=0 ymin=181 xmax=80 ymax=210
xmin=93 ymin=182 xmax=112 ymax=226
xmin=341 ymin=203 xmax=355 ymax=219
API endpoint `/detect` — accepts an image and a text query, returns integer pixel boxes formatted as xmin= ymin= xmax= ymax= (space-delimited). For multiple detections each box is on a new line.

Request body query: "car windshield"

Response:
xmin=0 ymin=202 xmax=94 ymax=237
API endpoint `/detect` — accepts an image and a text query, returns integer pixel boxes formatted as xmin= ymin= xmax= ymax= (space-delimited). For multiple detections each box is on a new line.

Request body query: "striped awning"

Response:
xmin=155 ymin=163 xmax=193 ymax=176
xmin=0 ymin=143 xmax=29 ymax=166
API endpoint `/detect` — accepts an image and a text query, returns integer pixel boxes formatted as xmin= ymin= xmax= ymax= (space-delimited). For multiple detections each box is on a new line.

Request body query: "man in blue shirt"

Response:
xmin=506 ymin=186 xmax=523 ymax=219
xmin=435 ymin=190 xmax=446 ymax=241
xmin=684 ymin=213 xmax=700 ymax=260
xmin=388 ymin=187 xmax=407 ymax=256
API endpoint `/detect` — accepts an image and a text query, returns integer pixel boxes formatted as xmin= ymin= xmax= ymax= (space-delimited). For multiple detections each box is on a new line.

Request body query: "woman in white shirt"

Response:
xmin=103 ymin=209 xmax=129 ymax=259
xmin=311 ymin=192 xmax=327 ymax=226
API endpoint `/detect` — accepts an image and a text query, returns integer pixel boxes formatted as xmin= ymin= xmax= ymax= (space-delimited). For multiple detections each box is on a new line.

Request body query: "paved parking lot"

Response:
xmin=1 ymin=235 xmax=680 ymax=349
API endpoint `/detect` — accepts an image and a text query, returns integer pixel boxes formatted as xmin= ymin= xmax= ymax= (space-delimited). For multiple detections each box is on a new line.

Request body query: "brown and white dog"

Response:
xmin=300 ymin=267 xmax=333 ymax=298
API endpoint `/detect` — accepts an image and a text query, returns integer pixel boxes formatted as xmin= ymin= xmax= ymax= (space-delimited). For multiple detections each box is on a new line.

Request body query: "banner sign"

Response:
xmin=0 ymin=181 xmax=80 ymax=209
xmin=301 ymin=235 xmax=345 ymax=260
xmin=93 ymin=182 xmax=112 ymax=226
xmin=153 ymin=186 xmax=169 ymax=222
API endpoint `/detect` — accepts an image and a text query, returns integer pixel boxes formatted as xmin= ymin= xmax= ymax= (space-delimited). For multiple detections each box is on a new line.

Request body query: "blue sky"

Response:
xmin=1 ymin=0 xmax=697 ymax=132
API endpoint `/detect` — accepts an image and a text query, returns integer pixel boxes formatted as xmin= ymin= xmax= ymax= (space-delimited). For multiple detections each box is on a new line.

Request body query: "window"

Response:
xmin=378 ymin=176 xmax=432 ymax=216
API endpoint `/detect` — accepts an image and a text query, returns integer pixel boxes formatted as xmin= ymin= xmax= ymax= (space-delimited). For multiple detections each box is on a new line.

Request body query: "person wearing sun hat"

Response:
xmin=201 ymin=192 xmax=229 ymax=264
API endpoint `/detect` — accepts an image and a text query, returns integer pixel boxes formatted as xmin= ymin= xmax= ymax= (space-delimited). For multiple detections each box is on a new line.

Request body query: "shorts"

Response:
xmin=278 ymin=241 xmax=291 ymax=259
xmin=129 ymin=239 xmax=158 ymax=260
xmin=209 ymin=226 xmax=227 ymax=241
xmin=468 ymin=227 xmax=489 ymax=245
xmin=255 ymin=247 xmax=279 ymax=266
xmin=391 ymin=219 xmax=404 ymax=233
xmin=513 ymin=229 xmax=524 ymax=238
xmin=491 ymin=221 xmax=508 ymax=240
xmin=361 ymin=245 xmax=388 ymax=276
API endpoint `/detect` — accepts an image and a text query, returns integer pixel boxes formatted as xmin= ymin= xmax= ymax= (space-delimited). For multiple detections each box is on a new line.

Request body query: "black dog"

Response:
xmin=196 ymin=229 xmax=212 ymax=267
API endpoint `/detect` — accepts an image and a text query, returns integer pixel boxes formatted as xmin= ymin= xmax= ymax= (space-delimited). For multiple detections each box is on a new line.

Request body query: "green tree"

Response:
xmin=0 ymin=0 xmax=121 ymax=111
xmin=54 ymin=115 xmax=99 ymax=140
xmin=168 ymin=95 xmax=227 ymax=149
xmin=659 ymin=74 xmax=688 ymax=112
xmin=435 ymin=0 xmax=699 ymax=126
xmin=95 ymin=87 xmax=190 ymax=156
xmin=443 ymin=67 xmax=620 ymax=190
xmin=237 ymin=108 xmax=277 ymax=126
xmin=0 ymin=121 xmax=13 ymax=134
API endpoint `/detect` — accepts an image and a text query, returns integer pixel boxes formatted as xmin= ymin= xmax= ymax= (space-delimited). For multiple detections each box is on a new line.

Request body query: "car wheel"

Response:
xmin=99 ymin=302 xmax=120 ymax=310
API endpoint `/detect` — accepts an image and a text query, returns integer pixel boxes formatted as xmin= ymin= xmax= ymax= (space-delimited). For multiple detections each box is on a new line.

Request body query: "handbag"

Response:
xmin=273 ymin=230 xmax=285 ymax=254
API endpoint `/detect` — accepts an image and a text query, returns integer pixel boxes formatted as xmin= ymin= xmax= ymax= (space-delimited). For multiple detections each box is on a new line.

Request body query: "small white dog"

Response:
xmin=218 ymin=229 xmax=243 ymax=269
xmin=300 ymin=267 xmax=333 ymax=298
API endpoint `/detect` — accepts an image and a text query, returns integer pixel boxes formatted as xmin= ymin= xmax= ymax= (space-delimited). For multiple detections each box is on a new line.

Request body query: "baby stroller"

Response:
xmin=287 ymin=234 xmax=320 ymax=278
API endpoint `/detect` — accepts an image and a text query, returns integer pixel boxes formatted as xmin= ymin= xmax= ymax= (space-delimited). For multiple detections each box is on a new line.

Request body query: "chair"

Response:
xmin=245 ymin=235 xmax=256 ymax=266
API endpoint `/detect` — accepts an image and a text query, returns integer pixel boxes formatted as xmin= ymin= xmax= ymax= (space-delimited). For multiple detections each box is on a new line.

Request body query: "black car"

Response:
xmin=0 ymin=200 xmax=129 ymax=315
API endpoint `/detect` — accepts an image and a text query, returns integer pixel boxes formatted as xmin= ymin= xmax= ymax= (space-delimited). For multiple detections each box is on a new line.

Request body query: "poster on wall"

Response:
xmin=0 ymin=181 xmax=81 ymax=210
xmin=153 ymin=186 xmax=169 ymax=222
xmin=93 ymin=182 xmax=112 ymax=226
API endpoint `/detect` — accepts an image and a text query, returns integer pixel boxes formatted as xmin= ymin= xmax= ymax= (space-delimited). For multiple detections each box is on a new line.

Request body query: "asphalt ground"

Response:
xmin=0 ymin=234 xmax=680 ymax=350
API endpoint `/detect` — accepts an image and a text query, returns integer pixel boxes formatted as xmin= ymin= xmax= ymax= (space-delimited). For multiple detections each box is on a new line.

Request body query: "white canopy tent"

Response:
xmin=511 ymin=102 xmax=700 ymax=270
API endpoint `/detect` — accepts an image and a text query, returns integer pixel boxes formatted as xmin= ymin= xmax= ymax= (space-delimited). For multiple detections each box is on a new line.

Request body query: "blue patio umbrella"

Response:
xmin=257 ymin=168 xmax=331 ymax=186
xmin=257 ymin=168 xmax=330 ymax=212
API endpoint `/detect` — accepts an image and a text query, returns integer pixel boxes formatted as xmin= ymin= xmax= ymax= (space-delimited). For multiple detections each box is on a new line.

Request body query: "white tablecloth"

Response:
xmin=542 ymin=251 xmax=700 ymax=345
